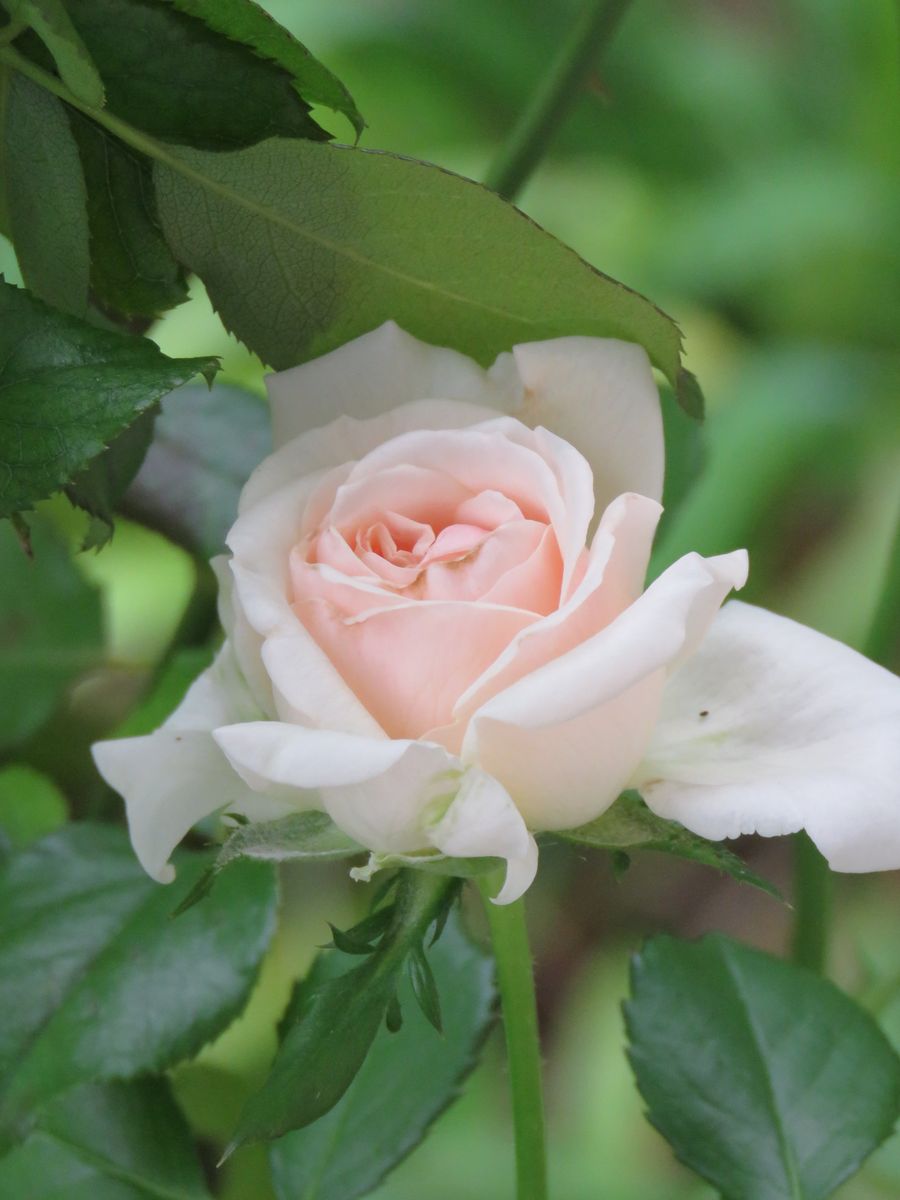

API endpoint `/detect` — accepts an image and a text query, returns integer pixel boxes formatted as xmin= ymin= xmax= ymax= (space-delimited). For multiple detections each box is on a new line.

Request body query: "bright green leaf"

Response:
xmin=154 ymin=139 xmax=687 ymax=398
xmin=228 ymin=871 xmax=453 ymax=1152
xmin=0 ymin=71 xmax=90 ymax=315
xmin=5 ymin=0 xmax=104 ymax=107
xmin=0 ymin=764 xmax=67 ymax=850
xmin=269 ymin=912 xmax=494 ymax=1200
xmin=0 ymin=280 xmax=217 ymax=518
xmin=63 ymin=0 xmax=327 ymax=149
xmin=625 ymin=934 xmax=900 ymax=1200
xmin=558 ymin=791 xmax=781 ymax=899
xmin=0 ymin=1078 xmax=211 ymax=1199
xmin=0 ymin=823 xmax=278 ymax=1144
xmin=0 ymin=517 xmax=103 ymax=753
xmin=124 ymin=382 xmax=271 ymax=558
xmin=69 ymin=113 xmax=188 ymax=321
xmin=161 ymin=0 xmax=364 ymax=137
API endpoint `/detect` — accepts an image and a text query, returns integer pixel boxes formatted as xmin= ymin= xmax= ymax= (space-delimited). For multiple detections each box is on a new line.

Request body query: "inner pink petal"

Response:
xmin=421 ymin=523 xmax=490 ymax=564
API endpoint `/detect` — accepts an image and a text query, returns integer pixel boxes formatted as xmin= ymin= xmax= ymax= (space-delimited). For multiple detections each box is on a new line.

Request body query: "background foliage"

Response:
xmin=0 ymin=0 xmax=898 ymax=1197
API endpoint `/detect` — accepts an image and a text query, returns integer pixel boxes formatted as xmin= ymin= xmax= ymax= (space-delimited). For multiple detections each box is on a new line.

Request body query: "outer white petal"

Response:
xmin=634 ymin=601 xmax=900 ymax=871
xmin=212 ymin=723 xmax=538 ymax=896
xmin=464 ymin=549 xmax=748 ymax=830
xmin=511 ymin=337 xmax=664 ymax=511
xmin=266 ymin=321 xmax=517 ymax=449
xmin=91 ymin=643 xmax=264 ymax=883
xmin=213 ymin=721 xmax=457 ymax=853
xmin=428 ymin=768 xmax=539 ymax=904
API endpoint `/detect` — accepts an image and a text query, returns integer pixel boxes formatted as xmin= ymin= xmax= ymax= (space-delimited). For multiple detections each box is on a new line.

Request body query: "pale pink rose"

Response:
xmin=93 ymin=323 xmax=900 ymax=902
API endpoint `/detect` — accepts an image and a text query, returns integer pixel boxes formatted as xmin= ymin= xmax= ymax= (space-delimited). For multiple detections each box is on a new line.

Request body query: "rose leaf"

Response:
xmin=625 ymin=934 xmax=900 ymax=1199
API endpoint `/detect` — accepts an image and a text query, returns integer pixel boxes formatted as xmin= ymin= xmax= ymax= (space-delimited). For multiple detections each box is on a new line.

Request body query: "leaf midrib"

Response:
xmin=720 ymin=946 xmax=806 ymax=1200
xmin=0 ymin=44 xmax=666 ymax=345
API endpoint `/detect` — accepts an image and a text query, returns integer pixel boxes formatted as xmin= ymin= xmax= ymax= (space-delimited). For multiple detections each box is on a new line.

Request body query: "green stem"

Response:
xmin=484 ymin=0 xmax=633 ymax=201
xmin=478 ymin=874 xmax=548 ymax=1200
xmin=790 ymin=832 xmax=832 ymax=974
xmin=0 ymin=43 xmax=177 ymax=161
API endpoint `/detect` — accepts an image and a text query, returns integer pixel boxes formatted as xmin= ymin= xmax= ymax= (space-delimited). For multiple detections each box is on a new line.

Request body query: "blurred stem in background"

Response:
xmin=484 ymin=0 xmax=633 ymax=201
xmin=791 ymin=509 xmax=900 ymax=975
xmin=478 ymin=874 xmax=548 ymax=1200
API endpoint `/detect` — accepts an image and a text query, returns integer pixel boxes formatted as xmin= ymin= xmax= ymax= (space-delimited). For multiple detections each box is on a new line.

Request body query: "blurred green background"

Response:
xmin=2 ymin=0 xmax=899 ymax=1196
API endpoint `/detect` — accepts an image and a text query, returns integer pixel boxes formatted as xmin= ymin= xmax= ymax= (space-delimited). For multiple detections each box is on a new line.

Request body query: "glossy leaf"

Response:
xmin=163 ymin=0 xmax=364 ymax=137
xmin=0 ymin=280 xmax=216 ymax=517
xmin=154 ymin=139 xmax=688 ymax=402
xmin=0 ymin=823 xmax=278 ymax=1143
xmin=64 ymin=0 xmax=327 ymax=149
xmin=70 ymin=113 xmax=188 ymax=321
xmin=124 ymin=382 xmax=271 ymax=558
xmin=5 ymin=0 xmax=104 ymax=107
xmin=269 ymin=912 xmax=494 ymax=1200
xmin=228 ymin=871 xmax=453 ymax=1152
xmin=625 ymin=934 xmax=900 ymax=1199
xmin=0 ymin=71 xmax=89 ymax=315
xmin=0 ymin=1078 xmax=210 ymax=1198
xmin=558 ymin=791 xmax=781 ymax=899
xmin=0 ymin=518 xmax=103 ymax=753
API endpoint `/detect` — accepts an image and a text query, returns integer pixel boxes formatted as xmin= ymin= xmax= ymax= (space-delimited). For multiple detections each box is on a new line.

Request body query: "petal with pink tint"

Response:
xmin=439 ymin=492 xmax=662 ymax=741
xmin=512 ymin=337 xmax=664 ymax=511
xmin=462 ymin=549 xmax=748 ymax=829
xmin=242 ymin=398 xmax=503 ymax=513
xmin=266 ymin=321 xmax=518 ymax=448
xmin=294 ymin=591 xmax=538 ymax=739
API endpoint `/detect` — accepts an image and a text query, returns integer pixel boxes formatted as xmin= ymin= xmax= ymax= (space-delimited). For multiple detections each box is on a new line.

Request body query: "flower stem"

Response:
xmin=790 ymin=832 xmax=832 ymax=974
xmin=478 ymin=874 xmax=548 ymax=1200
xmin=484 ymin=0 xmax=633 ymax=202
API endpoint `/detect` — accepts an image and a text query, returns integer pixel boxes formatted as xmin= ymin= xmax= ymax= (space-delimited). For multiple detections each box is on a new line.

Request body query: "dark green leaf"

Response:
xmin=0 ymin=279 xmax=216 ymax=517
xmin=0 ymin=764 xmax=67 ymax=849
xmin=558 ymin=791 xmax=781 ymax=900
xmin=408 ymin=943 xmax=443 ymax=1033
xmin=0 ymin=823 xmax=278 ymax=1144
xmin=63 ymin=0 xmax=327 ymax=149
xmin=123 ymin=382 xmax=271 ymax=558
xmin=154 ymin=139 xmax=686 ymax=394
xmin=0 ymin=517 xmax=103 ymax=752
xmin=269 ymin=912 xmax=494 ymax=1200
xmin=70 ymin=113 xmax=188 ymax=321
xmin=228 ymin=871 xmax=454 ymax=1152
xmin=0 ymin=71 xmax=89 ymax=315
xmin=0 ymin=1078 xmax=210 ymax=1198
xmin=5 ymin=0 xmax=104 ymax=107
xmin=161 ymin=0 xmax=364 ymax=137
xmin=625 ymin=934 xmax=900 ymax=1200
xmin=66 ymin=409 xmax=157 ymax=549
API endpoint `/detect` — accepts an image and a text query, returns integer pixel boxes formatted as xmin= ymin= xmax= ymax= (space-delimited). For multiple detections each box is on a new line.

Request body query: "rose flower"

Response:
xmin=94 ymin=324 xmax=900 ymax=900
